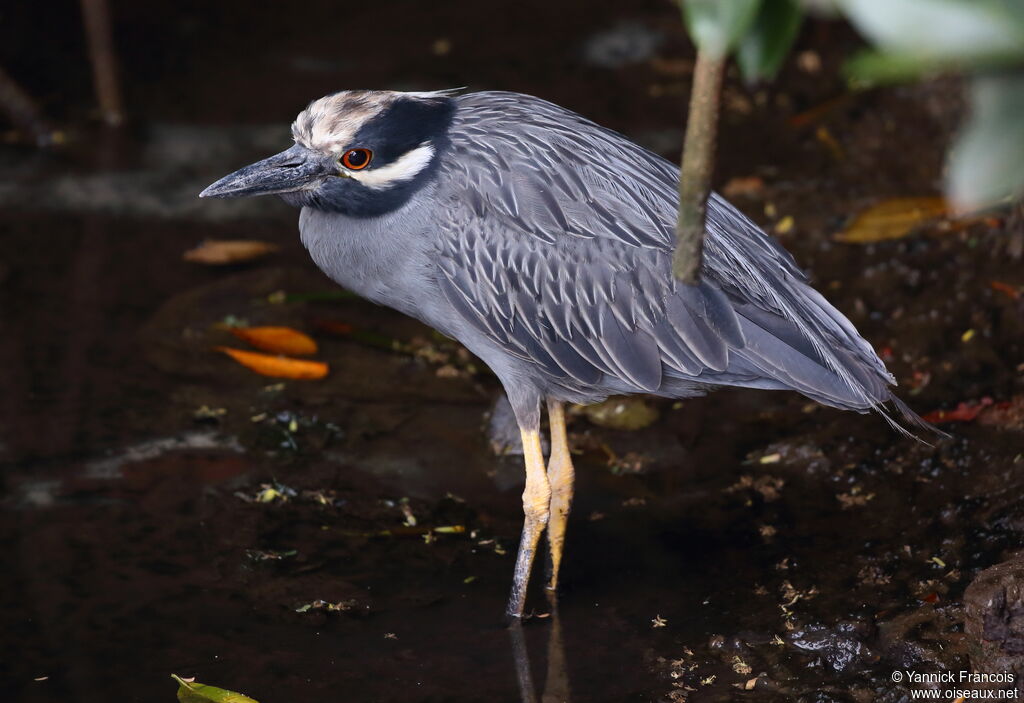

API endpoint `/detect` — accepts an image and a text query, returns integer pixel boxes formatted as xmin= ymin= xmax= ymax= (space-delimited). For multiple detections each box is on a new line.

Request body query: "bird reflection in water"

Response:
xmin=509 ymin=598 xmax=571 ymax=703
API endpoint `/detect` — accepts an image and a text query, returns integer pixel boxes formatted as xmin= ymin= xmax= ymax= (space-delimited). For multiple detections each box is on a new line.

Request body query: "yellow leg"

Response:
xmin=545 ymin=399 xmax=575 ymax=593
xmin=506 ymin=427 xmax=551 ymax=619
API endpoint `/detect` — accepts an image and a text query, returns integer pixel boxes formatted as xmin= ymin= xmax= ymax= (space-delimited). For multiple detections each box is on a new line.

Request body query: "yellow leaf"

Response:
xmin=216 ymin=347 xmax=328 ymax=380
xmin=434 ymin=525 xmax=466 ymax=534
xmin=230 ymin=326 xmax=318 ymax=356
xmin=774 ymin=216 xmax=794 ymax=234
xmin=836 ymin=197 xmax=947 ymax=243
xmin=721 ymin=175 xmax=765 ymax=199
xmin=183 ymin=240 xmax=279 ymax=265
xmin=256 ymin=487 xmax=286 ymax=503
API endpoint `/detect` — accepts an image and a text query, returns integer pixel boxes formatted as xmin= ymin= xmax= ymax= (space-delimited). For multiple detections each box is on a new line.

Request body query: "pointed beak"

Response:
xmin=200 ymin=144 xmax=325 ymax=199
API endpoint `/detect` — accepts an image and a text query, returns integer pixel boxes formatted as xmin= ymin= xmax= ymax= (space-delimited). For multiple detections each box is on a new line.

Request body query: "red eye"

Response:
xmin=341 ymin=148 xmax=372 ymax=170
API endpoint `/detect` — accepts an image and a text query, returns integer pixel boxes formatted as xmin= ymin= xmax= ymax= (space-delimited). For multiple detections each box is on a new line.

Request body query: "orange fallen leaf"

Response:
xmin=788 ymin=94 xmax=851 ymax=129
xmin=649 ymin=57 xmax=692 ymax=77
xmin=835 ymin=197 xmax=948 ymax=243
xmin=990 ymin=281 xmax=1021 ymax=300
xmin=216 ymin=347 xmax=328 ymax=380
xmin=977 ymin=397 xmax=1024 ymax=431
xmin=722 ymin=176 xmax=765 ymax=200
xmin=230 ymin=326 xmax=318 ymax=356
xmin=311 ymin=319 xmax=355 ymax=336
xmin=183 ymin=240 xmax=279 ymax=265
xmin=815 ymin=126 xmax=845 ymax=161
xmin=921 ymin=397 xmax=993 ymax=424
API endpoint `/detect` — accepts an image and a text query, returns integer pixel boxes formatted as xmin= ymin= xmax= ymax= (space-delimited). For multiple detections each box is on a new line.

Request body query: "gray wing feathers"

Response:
xmin=434 ymin=91 xmax=904 ymax=418
xmin=436 ymin=226 xmax=667 ymax=390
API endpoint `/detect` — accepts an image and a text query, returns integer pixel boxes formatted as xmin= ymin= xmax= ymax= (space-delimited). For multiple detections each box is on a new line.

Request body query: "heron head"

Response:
xmin=200 ymin=89 xmax=457 ymax=216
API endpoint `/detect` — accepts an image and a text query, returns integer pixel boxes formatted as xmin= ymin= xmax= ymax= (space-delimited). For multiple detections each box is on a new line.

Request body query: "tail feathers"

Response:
xmin=733 ymin=314 xmax=883 ymax=410
xmin=881 ymin=394 xmax=950 ymax=443
xmin=721 ymin=313 xmax=946 ymax=442
xmin=700 ymin=193 xmax=943 ymax=442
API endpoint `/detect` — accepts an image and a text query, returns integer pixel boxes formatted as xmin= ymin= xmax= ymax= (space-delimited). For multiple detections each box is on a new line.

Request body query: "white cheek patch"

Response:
xmin=349 ymin=143 xmax=435 ymax=189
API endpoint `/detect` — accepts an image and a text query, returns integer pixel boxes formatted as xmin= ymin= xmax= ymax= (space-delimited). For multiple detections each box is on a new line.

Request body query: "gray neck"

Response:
xmin=297 ymin=183 xmax=448 ymax=328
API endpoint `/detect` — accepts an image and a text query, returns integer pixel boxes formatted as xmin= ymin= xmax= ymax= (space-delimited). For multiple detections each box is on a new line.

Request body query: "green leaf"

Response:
xmin=172 ymin=674 xmax=260 ymax=703
xmin=737 ymin=0 xmax=804 ymax=82
xmin=837 ymin=0 xmax=1024 ymax=65
xmin=947 ymin=72 xmax=1024 ymax=212
xmin=845 ymin=47 xmax=1024 ymax=85
xmin=681 ymin=0 xmax=762 ymax=58
xmin=844 ymin=49 xmax=948 ymax=83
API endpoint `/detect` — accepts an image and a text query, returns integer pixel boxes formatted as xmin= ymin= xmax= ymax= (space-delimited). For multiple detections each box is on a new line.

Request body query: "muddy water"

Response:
xmin=3 ymin=2 xmax=1024 ymax=702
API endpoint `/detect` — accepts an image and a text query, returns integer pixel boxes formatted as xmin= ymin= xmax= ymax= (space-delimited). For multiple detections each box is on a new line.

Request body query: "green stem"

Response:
xmin=673 ymin=49 xmax=725 ymax=284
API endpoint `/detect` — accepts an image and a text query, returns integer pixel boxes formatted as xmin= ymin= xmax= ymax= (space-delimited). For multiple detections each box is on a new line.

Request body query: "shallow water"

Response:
xmin=2 ymin=3 xmax=1024 ymax=702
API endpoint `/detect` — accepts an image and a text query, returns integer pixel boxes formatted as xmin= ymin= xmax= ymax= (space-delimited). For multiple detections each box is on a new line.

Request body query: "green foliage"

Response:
xmin=737 ymin=0 xmax=805 ymax=81
xmin=172 ymin=675 xmax=259 ymax=703
xmin=680 ymin=0 xmax=762 ymax=58
xmin=839 ymin=0 xmax=1024 ymax=83
xmin=837 ymin=0 xmax=1024 ymax=210
xmin=948 ymin=73 xmax=1024 ymax=211
xmin=675 ymin=0 xmax=1024 ymax=211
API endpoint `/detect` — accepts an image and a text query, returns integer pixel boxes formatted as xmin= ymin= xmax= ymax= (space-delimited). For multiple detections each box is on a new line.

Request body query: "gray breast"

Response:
xmin=297 ymin=194 xmax=464 ymax=341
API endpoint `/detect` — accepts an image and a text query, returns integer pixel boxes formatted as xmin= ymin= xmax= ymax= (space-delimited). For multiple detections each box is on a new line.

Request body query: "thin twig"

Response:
xmin=0 ymin=65 xmax=58 ymax=146
xmin=1007 ymin=200 xmax=1024 ymax=260
xmin=80 ymin=0 xmax=124 ymax=126
xmin=672 ymin=49 xmax=725 ymax=284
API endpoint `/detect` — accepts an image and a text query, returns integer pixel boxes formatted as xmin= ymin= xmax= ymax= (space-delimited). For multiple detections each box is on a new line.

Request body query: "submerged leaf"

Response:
xmin=172 ymin=674 xmax=259 ymax=703
xmin=183 ymin=240 xmax=279 ymax=265
xmin=835 ymin=197 xmax=947 ymax=243
xmin=580 ymin=397 xmax=660 ymax=431
xmin=216 ymin=346 xmax=329 ymax=380
xmin=230 ymin=326 xmax=318 ymax=356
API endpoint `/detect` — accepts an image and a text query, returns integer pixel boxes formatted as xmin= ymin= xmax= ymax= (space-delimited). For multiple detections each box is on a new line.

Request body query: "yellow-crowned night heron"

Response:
xmin=201 ymin=89 xmax=929 ymax=619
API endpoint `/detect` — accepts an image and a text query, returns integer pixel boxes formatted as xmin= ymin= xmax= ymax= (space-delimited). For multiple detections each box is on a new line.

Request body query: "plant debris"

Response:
xmin=294 ymin=599 xmax=359 ymax=613
xmin=246 ymin=548 xmax=297 ymax=561
xmin=193 ymin=405 xmax=227 ymax=422
xmin=726 ymin=474 xmax=785 ymax=502
xmin=233 ymin=482 xmax=298 ymax=503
